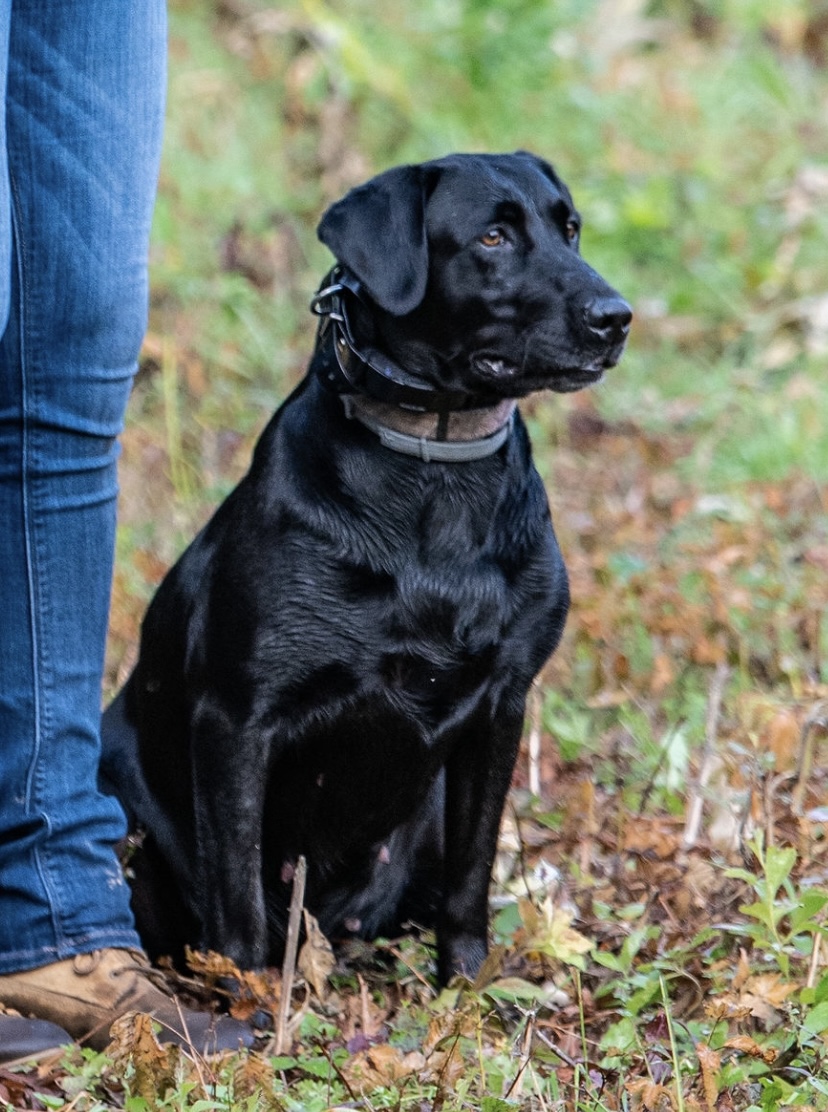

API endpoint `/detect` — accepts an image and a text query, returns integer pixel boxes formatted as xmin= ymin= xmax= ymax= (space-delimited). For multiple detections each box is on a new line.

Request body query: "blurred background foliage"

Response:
xmin=148 ymin=0 xmax=828 ymax=489
xmin=116 ymin=0 xmax=828 ymax=693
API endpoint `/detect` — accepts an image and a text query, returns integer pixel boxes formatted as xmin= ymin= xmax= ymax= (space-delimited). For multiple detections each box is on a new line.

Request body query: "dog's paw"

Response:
xmin=437 ymin=933 xmax=488 ymax=986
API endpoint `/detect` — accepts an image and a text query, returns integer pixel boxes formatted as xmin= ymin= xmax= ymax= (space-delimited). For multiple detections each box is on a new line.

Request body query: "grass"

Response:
xmin=5 ymin=1 xmax=828 ymax=1109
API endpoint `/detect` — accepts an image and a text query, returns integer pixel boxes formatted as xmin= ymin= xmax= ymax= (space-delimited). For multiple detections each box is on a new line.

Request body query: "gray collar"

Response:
xmin=341 ymin=396 xmax=516 ymax=463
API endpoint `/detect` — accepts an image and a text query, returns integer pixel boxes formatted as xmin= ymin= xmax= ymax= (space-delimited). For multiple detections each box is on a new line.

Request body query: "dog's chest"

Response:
xmin=377 ymin=555 xmax=508 ymax=714
xmin=257 ymin=445 xmax=563 ymax=739
xmin=346 ymin=490 xmax=518 ymax=667
xmin=282 ymin=542 xmax=514 ymax=713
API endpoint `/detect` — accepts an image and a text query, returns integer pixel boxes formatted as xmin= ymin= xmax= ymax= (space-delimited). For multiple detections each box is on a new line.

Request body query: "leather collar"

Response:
xmin=311 ymin=268 xmax=516 ymax=462
xmin=311 ymin=269 xmax=502 ymax=413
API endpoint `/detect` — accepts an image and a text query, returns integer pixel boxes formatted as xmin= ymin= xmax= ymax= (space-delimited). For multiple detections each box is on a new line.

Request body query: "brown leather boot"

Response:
xmin=0 ymin=949 xmax=253 ymax=1054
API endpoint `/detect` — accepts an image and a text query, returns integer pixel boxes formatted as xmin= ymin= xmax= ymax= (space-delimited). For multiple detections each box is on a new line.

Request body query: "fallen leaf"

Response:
xmin=625 ymin=1077 xmax=674 ymax=1110
xmin=518 ymin=897 xmax=594 ymax=967
xmin=185 ymin=946 xmax=280 ymax=1021
xmin=341 ymin=1043 xmax=425 ymax=1091
xmin=742 ymin=973 xmax=798 ymax=1009
xmin=233 ymin=1054 xmax=278 ymax=1103
xmin=733 ymin=949 xmax=752 ymax=992
xmin=650 ymin=652 xmax=675 ymax=695
xmin=761 ymin=709 xmax=801 ymax=772
xmin=106 ymin=1012 xmax=180 ymax=1101
xmin=624 ymin=819 xmax=681 ymax=859
xmin=695 ymin=1042 xmax=721 ymax=1111
xmin=734 ymin=974 xmax=798 ymax=1029
xmin=298 ymin=910 xmax=335 ymax=1000
xmin=723 ymin=1035 xmax=777 ymax=1064
xmin=703 ymin=997 xmax=752 ymax=1023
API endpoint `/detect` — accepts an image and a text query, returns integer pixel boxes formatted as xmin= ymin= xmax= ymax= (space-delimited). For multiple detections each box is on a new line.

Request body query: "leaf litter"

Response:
xmin=7 ymin=373 xmax=825 ymax=1110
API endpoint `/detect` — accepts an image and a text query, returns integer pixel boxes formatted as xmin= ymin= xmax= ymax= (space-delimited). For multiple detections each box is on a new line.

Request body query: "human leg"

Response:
xmin=0 ymin=0 xmax=252 ymax=1056
xmin=0 ymin=0 xmax=167 ymax=973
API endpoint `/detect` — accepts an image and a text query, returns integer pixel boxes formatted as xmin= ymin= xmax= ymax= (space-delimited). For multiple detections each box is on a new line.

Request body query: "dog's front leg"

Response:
xmin=437 ymin=709 xmax=524 ymax=984
xmin=190 ymin=705 xmax=270 ymax=969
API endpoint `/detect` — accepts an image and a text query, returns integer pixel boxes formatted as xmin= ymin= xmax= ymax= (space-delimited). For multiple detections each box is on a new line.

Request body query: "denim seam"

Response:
xmin=8 ymin=163 xmax=65 ymax=950
xmin=0 ymin=928 xmax=140 ymax=975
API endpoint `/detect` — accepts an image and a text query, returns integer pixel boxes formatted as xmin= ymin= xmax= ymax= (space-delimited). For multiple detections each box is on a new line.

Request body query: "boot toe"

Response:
xmin=0 ymin=1014 xmax=72 ymax=1065
xmin=0 ymin=950 xmax=255 ymax=1057
xmin=154 ymin=1011 xmax=255 ymax=1055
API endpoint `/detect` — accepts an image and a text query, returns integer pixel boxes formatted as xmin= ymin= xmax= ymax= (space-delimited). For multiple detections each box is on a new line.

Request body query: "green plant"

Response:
xmin=725 ymin=833 xmax=828 ymax=978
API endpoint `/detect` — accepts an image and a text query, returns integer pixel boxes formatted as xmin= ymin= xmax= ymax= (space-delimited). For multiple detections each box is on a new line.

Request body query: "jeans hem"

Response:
xmin=0 ymin=928 xmax=143 ymax=975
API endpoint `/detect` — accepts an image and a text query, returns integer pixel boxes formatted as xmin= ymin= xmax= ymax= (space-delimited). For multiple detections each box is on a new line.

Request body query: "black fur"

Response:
xmin=100 ymin=151 xmax=631 ymax=983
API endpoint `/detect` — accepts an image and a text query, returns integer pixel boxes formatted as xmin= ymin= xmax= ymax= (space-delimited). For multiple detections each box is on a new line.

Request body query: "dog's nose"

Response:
xmin=584 ymin=296 xmax=632 ymax=344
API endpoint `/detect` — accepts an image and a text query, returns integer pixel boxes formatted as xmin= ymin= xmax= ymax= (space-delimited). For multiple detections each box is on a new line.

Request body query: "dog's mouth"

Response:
xmin=471 ymin=350 xmax=621 ymax=394
xmin=550 ymin=367 xmax=607 ymax=392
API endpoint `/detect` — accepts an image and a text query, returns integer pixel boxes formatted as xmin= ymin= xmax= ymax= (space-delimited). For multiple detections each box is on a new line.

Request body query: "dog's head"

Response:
xmin=318 ymin=151 xmax=631 ymax=399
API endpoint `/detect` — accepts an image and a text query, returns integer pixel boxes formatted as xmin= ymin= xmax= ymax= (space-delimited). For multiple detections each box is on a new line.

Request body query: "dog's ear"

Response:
xmin=317 ymin=164 xmax=429 ymax=316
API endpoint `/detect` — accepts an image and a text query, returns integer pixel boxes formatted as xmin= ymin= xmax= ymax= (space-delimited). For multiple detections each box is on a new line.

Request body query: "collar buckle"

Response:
xmin=310 ymin=269 xmax=496 ymax=413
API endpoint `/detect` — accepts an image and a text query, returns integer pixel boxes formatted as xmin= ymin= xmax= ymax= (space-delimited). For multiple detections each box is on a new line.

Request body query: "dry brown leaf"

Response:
xmin=341 ymin=1043 xmax=425 ymax=1091
xmin=739 ymin=996 xmax=782 ymax=1028
xmin=228 ymin=977 xmax=281 ymax=1022
xmin=736 ymin=974 xmax=798 ymax=1029
xmin=471 ymin=943 xmax=507 ymax=990
xmin=704 ymin=996 xmax=753 ymax=1025
xmin=761 ymin=709 xmax=801 ymax=772
xmin=185 ymin=946 xmax=244 ymax=983
xmin=695 ymin=1042 xmax=721 ymax=1111
xmin=691 ymin=638 xmax=727 ymax=666
xmin=682 ymin=856 xmax=721 ymax=906
xmin=732 ymin=948 xmax=752 ymax=992
xmin=650 ymin=652 xmax=675 ymax=695
xmin=233 ymin=1054 xmax=282 ymax=1106
xmin=422 ymin=1009 xmax=477 ymax=1056
xmin=563 ymin=777 xmax=597 ymax=836
xmin=298 ymin=910 xmax=335 ymax=999
xmin=428 ymin=1043 xmax=467 ymax=1091
xmin=106 ymin=1011 xmax=180 ymax=1101
xmin=623 ymin=819 xmax=681 ymax=859
xmin=724 ymin=1035 xmax=778 ymax=1064
xmin=0 ymin=1073 xmax=41 ymax=1110
xmin=704 ymin=545 xmax=748 ymax=573
xmin=742 ymin=973 xmax=798 ymax=1009
xmin=184 ymin=946 xmax=281 ymax=1020
xmin=625 ymin=1077 xmax=675 ymax=1110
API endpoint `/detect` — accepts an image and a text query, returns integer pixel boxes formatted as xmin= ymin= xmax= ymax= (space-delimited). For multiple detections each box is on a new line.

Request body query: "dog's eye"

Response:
xmin=480 ymin=227 xmax=505 ymax=248
xmin=566 ymin=220 xmax=580 ymax=243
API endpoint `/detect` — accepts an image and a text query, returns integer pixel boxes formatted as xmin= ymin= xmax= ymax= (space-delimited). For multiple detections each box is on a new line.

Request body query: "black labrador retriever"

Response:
xmin=101 ymin=151 xmax=631 ymax=984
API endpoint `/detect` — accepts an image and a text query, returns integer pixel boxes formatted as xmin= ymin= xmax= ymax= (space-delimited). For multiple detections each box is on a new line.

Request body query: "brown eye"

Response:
xmin=480 ymin=227 xmax=504 ymax=247
xmin=566 ymin=220 xmax=580 ymax=243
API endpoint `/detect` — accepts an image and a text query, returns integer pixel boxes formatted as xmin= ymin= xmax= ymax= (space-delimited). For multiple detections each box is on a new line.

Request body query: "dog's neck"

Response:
xmin=341 ymin=394 xmax=516 ymax=463
xmin=311 ymin=272 xmax=517 ymax=462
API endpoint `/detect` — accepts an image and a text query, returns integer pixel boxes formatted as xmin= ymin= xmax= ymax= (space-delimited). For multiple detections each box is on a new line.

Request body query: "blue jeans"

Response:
xmin=0 ymin=1 xmax=166 ymax=973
